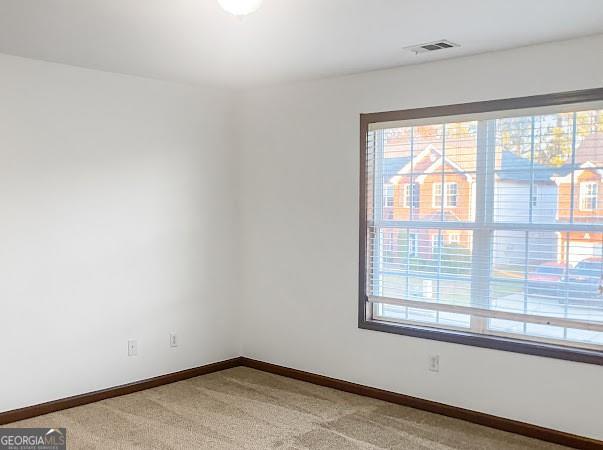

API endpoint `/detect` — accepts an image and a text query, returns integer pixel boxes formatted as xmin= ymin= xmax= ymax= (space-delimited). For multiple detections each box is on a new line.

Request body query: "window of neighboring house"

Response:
xmin=446 ymin=183 xmax=458 ymax=207
xmin=448 ymin=232 xmax=460 ymax=244
xmin=404 ymin=183 xmax=420 ymax=208
xmin=531 ymin=184 xmax=538 ymax=208
xmin=382 ymin=230 xmax=395 ymax=264
xmin=432 ymin=183 xmax=443 ymax=208
xmin=361 ymin=90 xmax=603 ymax=364
xmin=433 ymin=182 xmax=457 ymax=208
xmin=580 ymin=182 xmax=598 ymax=211
xmin=408 ymin=232 xmax=418 ymax=257
xmin=431 ymin=234 xmax=442 ymax=254
xmin=383 ymin=183 xmax=395 ymax=208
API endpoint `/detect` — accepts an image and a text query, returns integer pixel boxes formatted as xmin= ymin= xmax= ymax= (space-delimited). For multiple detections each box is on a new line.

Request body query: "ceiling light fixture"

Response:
xmin=218 ymin=0 xmax=263 ymax=16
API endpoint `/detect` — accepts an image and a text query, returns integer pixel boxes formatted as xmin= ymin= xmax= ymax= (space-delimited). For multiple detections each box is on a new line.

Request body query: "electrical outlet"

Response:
xmin=128 ymin=339 xmax=138 ymax=357
xmin=169 ymin=333 xmax=178 ymax=348
xmin=428 ymin=355 xmax=439 ymax=372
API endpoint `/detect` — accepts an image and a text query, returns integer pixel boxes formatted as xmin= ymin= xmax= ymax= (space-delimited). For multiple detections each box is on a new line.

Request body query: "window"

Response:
xmin=408 ymin=232 xmax=418 ymax=257
xmin=433 ymin=182 xmax=457 ymax=208
xmin=531 ymin=184 xmax=538 ymax=207
xmin=580 ymin=182 xmax=598 ymax=211
xmin=382 ymin=230 xmax=395 ymax=264
xmin=404 ymin=183 xmax=420 ymax=208
xmin=432 ymin=183 xmax=442 ymax=208
xmin=431 ymin=234 xmax=442 ymax=253
xmin=446 ymin=183 xmax=458 ymax=207
xmin=383 ymin=183 xmax=395 ymax=208
xmin=360 ymin=89 xmax=603 ymax=364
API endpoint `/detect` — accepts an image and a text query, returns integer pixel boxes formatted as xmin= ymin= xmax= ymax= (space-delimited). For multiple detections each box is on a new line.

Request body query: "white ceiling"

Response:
xmin=0 ymin=0 xmax=602 ymax=88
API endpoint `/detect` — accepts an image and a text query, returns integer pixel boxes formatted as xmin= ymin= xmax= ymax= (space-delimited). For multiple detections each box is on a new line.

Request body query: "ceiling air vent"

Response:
xmin=405 ymin=40 xmax=460 ymax=55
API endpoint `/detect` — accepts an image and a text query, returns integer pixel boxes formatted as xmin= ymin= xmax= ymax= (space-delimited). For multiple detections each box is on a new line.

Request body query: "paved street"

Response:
xmin=380 ymin=276 xmax=603 ymax=346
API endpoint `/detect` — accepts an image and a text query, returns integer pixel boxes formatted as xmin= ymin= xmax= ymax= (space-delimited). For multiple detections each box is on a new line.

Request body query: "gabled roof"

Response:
xmin=385 ymin=131 xmax=603 ymax=185
xmin=383 ymin=156 xmax=411 ymax=178
xmin=497 ymin=151 xmax=558 ymax=182
xmin=387 ymin=144 xmax=473 ymax=184
xmin=548 ymin=133 xmax=603 ymax=182
xmin=415 ymin=151 xmax=472 ymax=183
xmin=551 ymin=161 xmax=603 ymax=184
xmin=574 ymin=132 xmax=603 ymax=165
xmin=499 ymin=132 xmax=603 ymax=183
xmin=499 ymin=150 xmax=603 ymax=185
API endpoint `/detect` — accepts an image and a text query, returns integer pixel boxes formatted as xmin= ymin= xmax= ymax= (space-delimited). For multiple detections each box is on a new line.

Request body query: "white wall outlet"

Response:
xmin=428 ymin=355 xmax=439 ymax=372
xmin=128 ymin=339 xmax=138 ymax=356
xmin=169 ymin=332 xmax=178 ymax=348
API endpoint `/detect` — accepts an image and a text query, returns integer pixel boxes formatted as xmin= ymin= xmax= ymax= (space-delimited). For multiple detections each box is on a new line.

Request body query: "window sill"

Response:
xmin=358 ymin=317 xmax=603 ymax=366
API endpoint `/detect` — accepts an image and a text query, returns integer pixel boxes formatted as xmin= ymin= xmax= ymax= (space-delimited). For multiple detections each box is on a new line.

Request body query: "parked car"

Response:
xmin=526 ymin=262 xmax=567 ymax=297
xmin=563 ymin=257 xmax=603 ymax=303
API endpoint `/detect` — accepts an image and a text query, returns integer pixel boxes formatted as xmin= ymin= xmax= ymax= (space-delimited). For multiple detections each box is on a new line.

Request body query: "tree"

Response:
xmin=498 ymin=116 xmax=534 ymax=158
xmin=498 ymin=114 xmax=574 ymax=167
xmin=577 ymin=109 xmax=603 ymax=137
xmin=543 ymin=113 xmax=573 ymax=166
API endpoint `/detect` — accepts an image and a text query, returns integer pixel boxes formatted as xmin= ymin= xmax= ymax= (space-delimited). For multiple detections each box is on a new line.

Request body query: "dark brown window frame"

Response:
xmin=358 ymin=87 xmax=603 ymax=366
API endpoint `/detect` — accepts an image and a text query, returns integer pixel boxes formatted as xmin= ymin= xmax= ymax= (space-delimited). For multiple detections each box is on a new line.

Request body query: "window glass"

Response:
xmin=366 ymin=106 xmax=603 ymax=351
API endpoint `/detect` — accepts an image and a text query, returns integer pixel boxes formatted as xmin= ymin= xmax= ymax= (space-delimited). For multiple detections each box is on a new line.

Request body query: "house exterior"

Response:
xmin=493 ymin=151 xmax=558 ymax=267
xmin=380 ymin=131 xmax=603 ymax=268
xmin=382 ymin=146 xmax=559 ymax=264
xmin=383 ymin=144 xmax=474 ymax=260
xmin=552 ymin=132 xmax=603 ymax=265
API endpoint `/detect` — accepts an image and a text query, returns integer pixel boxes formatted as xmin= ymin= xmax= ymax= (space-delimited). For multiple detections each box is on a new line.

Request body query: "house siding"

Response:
xmin=392 ymin=168 xmax=473 ymax=257
xmin=556 ymin=169 xmax=603 ymax=264
xmin=493 ymin=180 xmax=558 ymax=266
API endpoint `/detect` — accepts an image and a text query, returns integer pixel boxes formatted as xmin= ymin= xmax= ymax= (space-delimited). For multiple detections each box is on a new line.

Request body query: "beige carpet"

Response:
xmin=4 ymin=367 xmax=567 ymax=449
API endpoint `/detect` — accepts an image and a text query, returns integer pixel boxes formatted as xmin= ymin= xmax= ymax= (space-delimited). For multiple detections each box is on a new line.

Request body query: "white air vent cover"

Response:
xmin=405 ymin=40 xmax=460 ymax=54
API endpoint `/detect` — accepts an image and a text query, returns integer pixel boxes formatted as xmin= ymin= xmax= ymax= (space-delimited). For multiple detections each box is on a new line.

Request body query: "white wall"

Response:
xmin=0 ymin=54 xmax=239 ymax=412
xmin=3 ymin=33 xmax=603 ymax=440
xmin=237 ymin=34 xmax=603 ymax=440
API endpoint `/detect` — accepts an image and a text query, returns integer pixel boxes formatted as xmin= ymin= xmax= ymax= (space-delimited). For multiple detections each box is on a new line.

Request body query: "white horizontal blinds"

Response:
xmin=487 ymin=109 xmax=603 ymax=346
xmin=367 ymin=106 xmax=603 ymax=349
xmin=368 ymin=120 xmax=479 ymax=330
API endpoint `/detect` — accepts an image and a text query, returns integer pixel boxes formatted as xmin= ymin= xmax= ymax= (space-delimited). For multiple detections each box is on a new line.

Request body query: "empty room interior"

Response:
xmin=2 ymin=1 xmax=603 ymax=449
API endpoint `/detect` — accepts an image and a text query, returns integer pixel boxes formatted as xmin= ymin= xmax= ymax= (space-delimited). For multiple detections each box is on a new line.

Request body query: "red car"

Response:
xmin=526 ymin=262 xmax=568 ymax=297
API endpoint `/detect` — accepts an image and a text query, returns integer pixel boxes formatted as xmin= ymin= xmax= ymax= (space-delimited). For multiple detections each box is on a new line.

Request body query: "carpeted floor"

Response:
xmin=4 ymin=367 xmax=567 ymax=449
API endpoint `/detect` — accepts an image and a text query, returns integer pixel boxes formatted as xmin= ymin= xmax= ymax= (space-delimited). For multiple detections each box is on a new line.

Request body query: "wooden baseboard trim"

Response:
xmin=239 ymin=357 xmax=603 ymax=450
xmin=2 ymin=356 xmax=600 ymax=449
xmin=0 ymin=357 xmax=242 ymax=426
